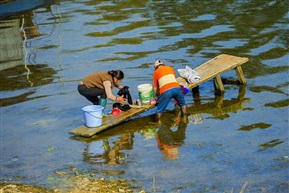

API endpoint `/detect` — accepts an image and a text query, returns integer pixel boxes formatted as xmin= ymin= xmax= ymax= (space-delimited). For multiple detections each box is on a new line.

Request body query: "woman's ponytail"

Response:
xmin=108 ymin=70 xmax=124 ymax=80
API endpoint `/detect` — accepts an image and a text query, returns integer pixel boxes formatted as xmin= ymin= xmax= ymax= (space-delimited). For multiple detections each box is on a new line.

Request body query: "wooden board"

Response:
xmin=70 ymin=54 xmax=248 ymax=137
xmin=177 ymin=54 xmax=249 ymax=89
xmin=69 ymin=104 xmax=156 ymax=137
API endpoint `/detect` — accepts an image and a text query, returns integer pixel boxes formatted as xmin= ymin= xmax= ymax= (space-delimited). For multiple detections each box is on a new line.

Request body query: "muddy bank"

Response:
xmin=1 ymin=174 xmax=144 ymax=193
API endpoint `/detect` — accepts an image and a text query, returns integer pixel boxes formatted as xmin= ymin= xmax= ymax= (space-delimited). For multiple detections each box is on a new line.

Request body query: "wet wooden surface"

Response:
xmin=177 ymin=54 xmax=249 ymax=93
xmin=69 ymin=104 xmax=156 ymax=137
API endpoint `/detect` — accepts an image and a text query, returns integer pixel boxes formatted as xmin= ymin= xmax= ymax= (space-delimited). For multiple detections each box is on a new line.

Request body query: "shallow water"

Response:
xmin=1 ymin=0 xmax=288 ymax=192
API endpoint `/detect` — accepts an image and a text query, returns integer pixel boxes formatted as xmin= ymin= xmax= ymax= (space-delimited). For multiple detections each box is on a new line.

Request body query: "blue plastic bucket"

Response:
xmin=82 ymin=105 xmax=104 ymax=127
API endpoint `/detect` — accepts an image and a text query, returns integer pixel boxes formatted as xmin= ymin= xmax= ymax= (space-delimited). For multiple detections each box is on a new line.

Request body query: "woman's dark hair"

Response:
xmin=108 ymin=70 xmax=124 ymax=80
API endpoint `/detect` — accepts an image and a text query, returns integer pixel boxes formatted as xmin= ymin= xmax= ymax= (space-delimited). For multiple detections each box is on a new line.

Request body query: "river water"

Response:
xmin=1 ymin=0 xmax=288 ymax=192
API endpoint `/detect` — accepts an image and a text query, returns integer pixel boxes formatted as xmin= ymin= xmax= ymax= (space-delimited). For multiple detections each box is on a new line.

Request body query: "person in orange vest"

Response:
xmin=152 ymin=60 xmax=189 ymax=122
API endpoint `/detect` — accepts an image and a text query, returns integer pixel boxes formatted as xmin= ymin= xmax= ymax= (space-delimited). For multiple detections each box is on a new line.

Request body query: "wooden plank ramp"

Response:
xmin=69 ymin=104 xmax=155 ymax=137
xmin=70 ymin=54 xmax=248 ymax=137
xmin=177 ymin=54 xmax=248 ymax=95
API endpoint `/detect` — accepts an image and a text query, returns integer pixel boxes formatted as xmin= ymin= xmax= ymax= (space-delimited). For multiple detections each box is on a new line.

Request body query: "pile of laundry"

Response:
xmin=110 ymin=103 xmax=131 ymax=115
xmin=110 ymin=86 xmax=132 ymax=115
xmin=177 ymin=65 xmax=200 ymax=83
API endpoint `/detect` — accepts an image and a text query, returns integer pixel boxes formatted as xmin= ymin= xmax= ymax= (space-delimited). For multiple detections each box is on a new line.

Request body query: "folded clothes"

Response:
xmin=177 ymin=65 xmax=200 ymax=84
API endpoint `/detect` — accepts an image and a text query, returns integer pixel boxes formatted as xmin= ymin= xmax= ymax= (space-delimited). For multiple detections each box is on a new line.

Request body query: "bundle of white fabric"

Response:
xmin=177 ymin=65 xmax=200 ymax=83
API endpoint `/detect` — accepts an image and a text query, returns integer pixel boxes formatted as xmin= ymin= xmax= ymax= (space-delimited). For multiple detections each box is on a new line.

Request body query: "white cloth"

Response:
xmin=177 ymin=65 xmax=200 ymax=83
xmin=188 ymin=114 xmax=203 ymax=124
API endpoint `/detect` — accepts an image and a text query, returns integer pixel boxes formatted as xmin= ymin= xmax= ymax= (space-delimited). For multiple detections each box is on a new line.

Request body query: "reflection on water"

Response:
xmin=75 ymin=88 xmax=251 ymax=165
xmin=0 ymin=64 xmax=56 ymax=106
xmin=1 ymin=0 xmax=288 ymax=192
xmin=83 ymin=134 xmax=134 ymax=165
xmin=156 ymin=112 xmax=188 ymax=161
xmin=239 ymin=122 xmax=272 ymax=131
xmin=82 ymin=110 xmax=190 ymax=164
xmin=189 ymin=85 xmax=251 ymax=120
xmin=0 ymin=19 xmax=23 ymax=70
xmin=259 ymin=139 xmax=284 ymax=152
xmin=71 ymin=114 xmax=156 ymax=165
xmin=0 ymin=1 xmax=61 ymax=106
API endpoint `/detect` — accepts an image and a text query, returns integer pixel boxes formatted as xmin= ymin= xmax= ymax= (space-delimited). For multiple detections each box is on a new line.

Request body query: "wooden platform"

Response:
xmin=69 ymin=104 xmax=155 ymax=137
xmin=70 ymin=54 xmax=248 ymax=137
xmin=70 ymin=86 xmax=249 ymax=143
xmin=177 ymin=54 xmax=248 ymax=95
